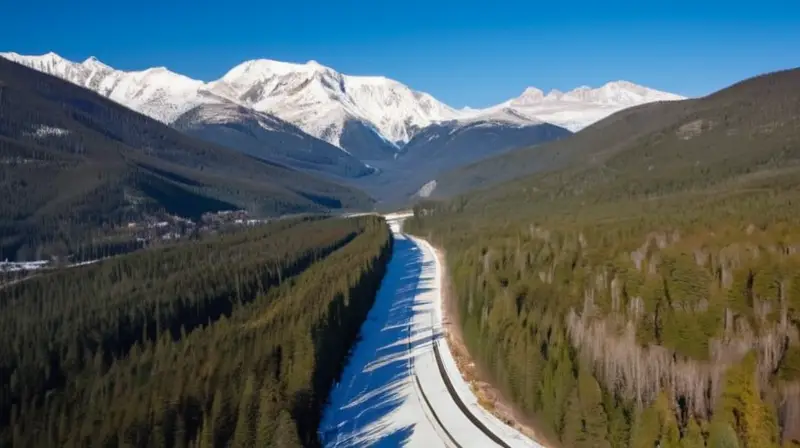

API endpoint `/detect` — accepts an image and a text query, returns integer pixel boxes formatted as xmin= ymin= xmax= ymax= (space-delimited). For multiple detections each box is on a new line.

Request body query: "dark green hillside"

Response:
xmin=433 ymin=68 xmax=800 ymax=199
xmin=407 ymin=68 xmax=800 ymax=447
xmin=0 ymin=215 xmax=391 ymax=447
xmin=0 ymin=58 xmax=372 ymax=260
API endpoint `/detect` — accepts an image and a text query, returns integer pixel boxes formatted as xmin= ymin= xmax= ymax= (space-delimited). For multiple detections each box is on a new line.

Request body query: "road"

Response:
xmin=319 ymin=213 xmax=543 ymax=447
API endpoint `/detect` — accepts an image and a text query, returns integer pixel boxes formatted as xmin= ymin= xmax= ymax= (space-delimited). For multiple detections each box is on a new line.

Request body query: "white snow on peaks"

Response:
xmin=0 ymin=52 xmax=216 ymax=123
xmin=1 ymin=51 xmax=686 ymax=148
xmin=456 ymin=108 xmax=543 ymax=127
xmin=490 ymin=81 xmax=685 ymax=131
xmin=207 ymin=58 xmax=461 ymax=148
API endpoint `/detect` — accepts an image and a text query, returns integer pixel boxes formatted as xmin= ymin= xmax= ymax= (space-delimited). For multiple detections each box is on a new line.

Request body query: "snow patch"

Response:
xmin=416 ymin=180 xmax=437 ymax=198
xmin=0 ymin=260 xmax=49 ymax=272
xmin=2 ymin=52 xmax=686 ymax=147
xmin=27 ymin=125 xmax=70 ymax=138
xmin=488 ymin=80 xmax=685 ymax=131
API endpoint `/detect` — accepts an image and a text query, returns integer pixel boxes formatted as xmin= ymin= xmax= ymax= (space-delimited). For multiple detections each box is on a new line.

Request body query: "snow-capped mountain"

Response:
xmin=0 ymin=52 xmax=463 ymax=158
xmin=172 ymin=103 xmax=374 ymax=178
xmin=0 ymin=51 xmax=685 ymax=154
xmin=0 ymin=52 xmax=220 ymax=123
xmin=206 ymin=59 xmax=461 ymax=150
xmin=398 ymin=108 xmax=571 ymax=177
xmin=487 ymin=81 xmax=685 ymax=131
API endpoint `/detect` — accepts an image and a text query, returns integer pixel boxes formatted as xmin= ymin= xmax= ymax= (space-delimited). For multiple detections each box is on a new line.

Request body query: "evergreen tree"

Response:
xmin=680 ymin=418 xmax=705 ymax=448
xmin=255 ymin=386 xmax=279 ymax=448
xmin=630 ymin=398 xmax=661 ymax=448
xmin=708 ymin=420 xmax=741 ymax=448
xmin=717 ymin=353 xmax=779 ymax=448
xmin=272 ymin=410 xmax=302 ymax=448
xmin=231 ymin=375 xmax=257 ymax=448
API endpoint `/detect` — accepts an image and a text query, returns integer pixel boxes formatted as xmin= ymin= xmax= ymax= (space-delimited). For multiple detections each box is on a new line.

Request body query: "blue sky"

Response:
xmin=3 ymin=0 xmax=799 ymax=107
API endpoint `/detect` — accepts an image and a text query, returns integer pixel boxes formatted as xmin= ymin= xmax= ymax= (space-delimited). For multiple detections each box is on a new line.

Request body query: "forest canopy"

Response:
xmin=0 ymin=215 xmax=391 ymax=447
xmin=406 ymin=68 xmax=800 ymax=447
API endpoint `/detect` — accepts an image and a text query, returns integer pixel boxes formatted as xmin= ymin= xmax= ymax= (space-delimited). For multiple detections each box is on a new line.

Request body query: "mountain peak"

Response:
xmin=1 ymin=50 xmax=685 ymax=148
xmin=520 ymin=87 xmax=545 ymax=100
xmin=601 ymin=80 xmax=638 ymax=89
xmin=81 ymin=56 xmax=112 ymax=71
xmin=224 ymin=58 xmax=336 ymax=80
xmin=2 ymin=51 xmax=66 ymax=64
xmin=498 ymin=80 xmax=685 ymax=131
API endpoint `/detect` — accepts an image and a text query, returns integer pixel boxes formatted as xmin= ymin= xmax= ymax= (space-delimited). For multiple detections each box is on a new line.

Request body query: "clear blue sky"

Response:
xmin=3 ymin=0 xmax=799 ymax=107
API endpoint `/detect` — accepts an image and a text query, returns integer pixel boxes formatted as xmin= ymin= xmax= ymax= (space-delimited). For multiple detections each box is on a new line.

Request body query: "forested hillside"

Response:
xmin=407 ymin=68 xmax=800 ymax=447
xmin=0 ymin=57 xmax=372 ymax=261
xmin=0 ymin=215 xmax=391 ymax=447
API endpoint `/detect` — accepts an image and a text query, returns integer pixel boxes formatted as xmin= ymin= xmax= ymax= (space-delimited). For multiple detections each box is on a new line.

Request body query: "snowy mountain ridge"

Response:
xmin=0 ymin=51 xmax=685 ymax=149
xmin=0 ymin=51 xmax=217 ymax=123
xmin=206 ymin=58 xmax=461 ymax=147
xmin=487 ymin=81 xmax=685 ymax=131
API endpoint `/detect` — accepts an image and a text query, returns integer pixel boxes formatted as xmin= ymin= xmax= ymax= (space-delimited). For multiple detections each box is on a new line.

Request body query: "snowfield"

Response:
xmin=1 ymin=52 xmax=685 ymax=153
xmin=320 ymin=214 xmax=544 ymax=447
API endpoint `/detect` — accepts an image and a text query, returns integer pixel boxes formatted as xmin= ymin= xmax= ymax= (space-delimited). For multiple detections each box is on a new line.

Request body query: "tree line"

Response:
xmin=0 ymin=215 xmax=392 ymax=447
xmin=407 ymin=184 xmax=800 ymax=447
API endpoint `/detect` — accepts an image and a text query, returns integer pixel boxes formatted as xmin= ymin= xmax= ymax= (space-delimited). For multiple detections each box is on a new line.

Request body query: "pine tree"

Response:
xmin=681 ymin=418 xmax=705 ymax=448
xmin=255 ymin=386 xmax=279 ymax=447
xmin=708 ymin=420 xmax=740 ymax=448
xmin=272 ymin=410 xmax=302 ymax=448
xmin=174 ymin=415 xmax=188 ymax=448
xmin=576 ymin=370 xmax=611 ymax=447
xmin=718 ymin=353 xmax=778 ymax=448
xmin=631 ymin=401 xmax=661 ymax=448
xmin=561 ymin=386 xmax=583 ymax=447
xmin=561 ymin=371 xmax=611 ymax=448
xmin=197 ymin=419 xmax=213 ymax=448
xmin=231 ymin=375 xmax=257 ymax=448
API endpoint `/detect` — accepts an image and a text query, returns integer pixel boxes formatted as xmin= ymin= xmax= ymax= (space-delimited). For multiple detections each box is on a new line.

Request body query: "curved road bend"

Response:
xmin=319 ymin=214 xmax=541 ymax=447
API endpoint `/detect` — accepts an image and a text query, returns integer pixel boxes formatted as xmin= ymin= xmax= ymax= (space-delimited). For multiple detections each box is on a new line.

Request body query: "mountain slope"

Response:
xmin=172 ymin=103 xmax=374 ymax=178
xmin=0 ymin=53 xmax=463 ymax=158
xmin=395 ymin=109 xmax=571 ymax=197
xmin=0 ymin=56 xmax=372 ymax=260
xmin=0 ymin=51 xmax=222 ymax=123
xmin=343 ymin=109 xmax=571 ymax=204
xmin=486 ymin=81 xmax=685 ymax=131
xmin=0 ymin=52 xmax=685 ymax=163
xmin=434 ymin=67 xmax=800 ymax=204
xmin=406 ymin=67 xmax=800 ymax=448
xmin=401 ymin=108 xmax=570 ymax=161
xmin=207 ymin=59 xmax=460 ymax=144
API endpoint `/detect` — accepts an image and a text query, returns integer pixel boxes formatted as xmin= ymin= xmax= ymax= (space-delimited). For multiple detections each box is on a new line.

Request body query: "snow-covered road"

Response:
xmin=319 ymin=215 xmax=543 ymax=447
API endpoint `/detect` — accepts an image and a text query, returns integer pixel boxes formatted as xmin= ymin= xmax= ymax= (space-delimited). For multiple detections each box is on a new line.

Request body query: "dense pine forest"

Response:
xmin=407 ymin=68 xmax=800 ymax=447
xmin=0 ymin=215 xmax=391 ymax=447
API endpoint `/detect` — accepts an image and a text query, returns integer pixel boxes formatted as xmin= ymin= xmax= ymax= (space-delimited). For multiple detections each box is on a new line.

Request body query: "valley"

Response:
xmin=1 ymin=31 xmax=798 ymax=448
xmin=320 ymin=212 xmax=543 ymax=447
xmin=405 ymin=67 xmax=800 ymax=447
xmin=1 ymin=52 xmax=683 ymax=206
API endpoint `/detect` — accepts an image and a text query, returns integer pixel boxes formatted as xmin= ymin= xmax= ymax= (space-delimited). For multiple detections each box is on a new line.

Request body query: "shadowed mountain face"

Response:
xmin=397 ymin=117 xmax=572 ymax=193
xmin=1 ymin=52 xmax=686 ymax=199
xmin=341 ymin=116 xmax=571 ymax=206
xmin=432 ymin=68 xmax=800 ymax=199
xmin=0 ymin=57 xmax=373 ymax=260
xmin=173 ymin=103 xmax=374 ymax=178
xmin=337 ymin=118 xmax=401 ymax=161
xmin=405 ymin=67 xmax=800 ymax=448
